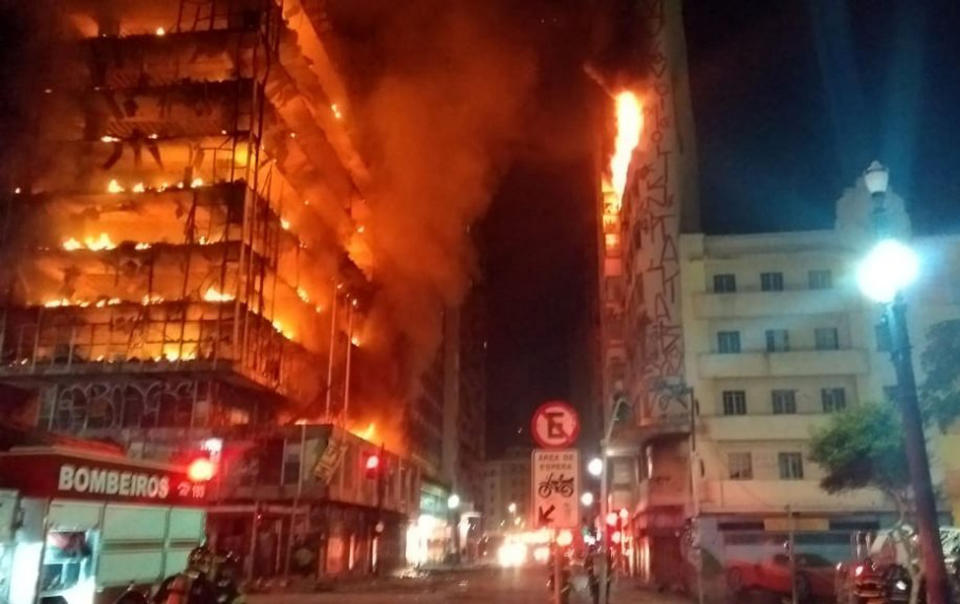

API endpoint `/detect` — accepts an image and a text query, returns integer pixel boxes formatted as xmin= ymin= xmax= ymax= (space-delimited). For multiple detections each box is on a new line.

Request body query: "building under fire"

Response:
xmin=0 ymin=0 xmax=429 ymax=579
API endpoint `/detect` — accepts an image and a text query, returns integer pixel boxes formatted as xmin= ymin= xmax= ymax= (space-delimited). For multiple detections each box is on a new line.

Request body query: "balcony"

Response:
xmin=698 ymin=349 xmax=868 ymax=378
xmin=703 ymin=414 xmax=833 ymax=441
xmin=693 ymin=289 xmax=854 ymax=319
xmin=700 ymin=479 xmax=891 ymax=514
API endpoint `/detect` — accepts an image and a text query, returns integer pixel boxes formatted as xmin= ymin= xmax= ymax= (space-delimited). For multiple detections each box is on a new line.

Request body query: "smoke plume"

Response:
xmin=330 ymin=0 xmax=537 ymax=391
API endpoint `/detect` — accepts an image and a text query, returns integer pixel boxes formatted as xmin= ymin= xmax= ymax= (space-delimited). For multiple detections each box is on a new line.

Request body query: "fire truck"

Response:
xmin=0 ymin=446 xmax=207 ymax=604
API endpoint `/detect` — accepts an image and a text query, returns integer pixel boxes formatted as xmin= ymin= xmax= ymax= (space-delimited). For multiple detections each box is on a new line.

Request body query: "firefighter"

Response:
xmin=153 ymin=545 xmax=218 ymax=604
xmin=212 ymin=552 xmax=244 ymax=604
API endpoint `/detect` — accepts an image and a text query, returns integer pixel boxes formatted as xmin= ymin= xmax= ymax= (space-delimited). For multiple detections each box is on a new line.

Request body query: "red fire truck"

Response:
xmin=0 ymin=446 xmax=207 ymax=604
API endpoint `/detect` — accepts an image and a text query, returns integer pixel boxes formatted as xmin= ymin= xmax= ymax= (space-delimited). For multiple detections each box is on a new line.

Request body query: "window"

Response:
xmin=778 ymin=452 xmax=804 ymax=479
xmin=713 ymin=273 xmax=736 ymax=293
xmin=821 ymin=388 xmax=847 ymax=412
xmin=761 ymin=272 xmax=784 ymax=291
xmin=815 ymin=327 xmax=839 ymax=350
xmin=809 ymin=270 xmax=833 ymax=289
xmin=772 ymin=390 xmax=797 ymax=414
xmin=717 ymin=331 xmax=741 ymax=353
xmin=722 ymin=391 xmax=747 ymax=415
xmin=728 ymin=452 xmax=753 ymax=480
xmin=875 ymin=322 xmax=892 ymax=352
xmin=766 ymin=329 xmax=790 ymax=352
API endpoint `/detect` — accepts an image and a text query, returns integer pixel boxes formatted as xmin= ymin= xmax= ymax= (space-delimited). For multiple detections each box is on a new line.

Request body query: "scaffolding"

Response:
xmin=0 ymin=0 xmax=363 ymax=436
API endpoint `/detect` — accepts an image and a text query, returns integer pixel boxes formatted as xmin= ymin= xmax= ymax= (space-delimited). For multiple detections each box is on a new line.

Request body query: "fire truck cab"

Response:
xmin=0 ymin=447 xmax=207 ymax=604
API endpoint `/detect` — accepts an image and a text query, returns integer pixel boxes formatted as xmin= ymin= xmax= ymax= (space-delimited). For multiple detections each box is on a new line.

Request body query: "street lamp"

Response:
xmin=581 ymin=491 xmax=595 ymax=507
xmin=858 ymin=161 xmax=950 ymax=604
xmin=447 ymin=494 xmax=461 ymax=565
xmin=507 ymin=501 xmax=517 ymax=515
xmin=447 ymin=494 xmax=460 ymax=510
xmin=587 ymin=457 xmax=604 ymax=477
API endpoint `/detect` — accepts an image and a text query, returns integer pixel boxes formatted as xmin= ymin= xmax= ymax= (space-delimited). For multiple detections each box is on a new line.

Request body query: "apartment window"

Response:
xmin=809 ymin=270 xmax=833 ymax=289
xmin=766 ymin=329 xmax=790 ymax=352
xmin=717 ymin=331 xmax=741 ymax=354
xmin=728 ymin=452 xmax=753 ymax=480
xmin=778 ymin=452 xmax=804 ymax=480
xmin=815 ymin=327 xmax=839 ymax=350
xmin=772 ymin=390 xmax=797 ymax=414
xmin=821 ymin=387 xmax=847 ymax=412
xmin=722 ymin=390 xmax=747 ymax=415
xmin=713 ymin=274 xmax=736 ymax=293
xmin=875 ymin=322 xmax=892 ymax=352
xmin=761 ymin=272 xmax=784 ymax=291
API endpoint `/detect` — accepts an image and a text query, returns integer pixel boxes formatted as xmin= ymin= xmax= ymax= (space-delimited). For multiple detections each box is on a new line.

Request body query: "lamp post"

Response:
xmin=858 ymin=161 xmax=950 ymax=604
xmin=448 ymin=494 xmax=461 ymax=565
xmin=598 ymin=394 xmax=630 ymax=604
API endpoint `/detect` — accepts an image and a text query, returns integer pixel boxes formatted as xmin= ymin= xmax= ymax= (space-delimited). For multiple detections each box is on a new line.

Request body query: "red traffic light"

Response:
xmin=605 ymin=512 xmax=618 ymax=527
xmin=187 ymin=457 xmax=216 ymax=482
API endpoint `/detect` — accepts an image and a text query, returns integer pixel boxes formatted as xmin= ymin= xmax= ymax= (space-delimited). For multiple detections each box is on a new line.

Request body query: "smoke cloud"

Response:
xmin=330 ymin=0 xmax=537 ymax=394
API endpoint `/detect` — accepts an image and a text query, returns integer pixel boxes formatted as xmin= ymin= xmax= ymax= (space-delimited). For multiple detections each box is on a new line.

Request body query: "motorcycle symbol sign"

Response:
xmin=531 ymin=448 xmax=579 ymax=529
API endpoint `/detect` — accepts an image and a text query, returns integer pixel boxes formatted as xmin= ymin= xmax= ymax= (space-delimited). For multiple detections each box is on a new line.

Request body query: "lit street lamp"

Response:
xmin=447 ymin=494 xmax=461 ymax=510
xmin=507 ymin=501 xmax=517 ymax=515
xmin=581 ymin=491 xmax=594 ymax=507
xmin=587 ymin=457 xmax=604 ymax=477
xmin=859 ymin=161 xmax=949 ymax=604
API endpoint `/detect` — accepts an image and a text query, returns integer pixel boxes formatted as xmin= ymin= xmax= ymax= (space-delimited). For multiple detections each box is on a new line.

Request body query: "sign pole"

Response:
xmin=553 ymin=536 xmax=562 ymax=604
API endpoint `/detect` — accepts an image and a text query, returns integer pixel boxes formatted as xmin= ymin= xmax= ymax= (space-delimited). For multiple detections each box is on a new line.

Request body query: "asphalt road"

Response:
xmin=246 ymin=566 xmax=689 ymax=604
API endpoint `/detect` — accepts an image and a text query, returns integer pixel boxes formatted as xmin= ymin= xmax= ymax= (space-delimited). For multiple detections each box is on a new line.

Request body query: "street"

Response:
xmin=246 ymin=566 xmax=689 ymax=604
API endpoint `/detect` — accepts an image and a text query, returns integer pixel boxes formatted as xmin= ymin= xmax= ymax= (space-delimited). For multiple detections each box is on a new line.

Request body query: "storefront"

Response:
xmin=0 ymin=447 xmax=207 ymax=604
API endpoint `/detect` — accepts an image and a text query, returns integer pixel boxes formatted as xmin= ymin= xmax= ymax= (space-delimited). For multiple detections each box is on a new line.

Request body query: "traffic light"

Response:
xmin=364 ymin=453 xmax=381 ymax=479
xmin=187 ymin=456 xmax=216 ymax=482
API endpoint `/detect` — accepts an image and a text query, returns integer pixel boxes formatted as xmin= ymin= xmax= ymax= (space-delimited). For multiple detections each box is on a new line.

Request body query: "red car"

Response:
xmin=727 ymin=552 xmax=837 ymax=601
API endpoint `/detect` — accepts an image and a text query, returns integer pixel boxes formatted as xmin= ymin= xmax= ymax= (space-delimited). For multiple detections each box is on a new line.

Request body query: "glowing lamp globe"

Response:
xmin=856 ymin=239 xmax=919 ymax=303
xmin=556 ymin=530 xmax=574 ymax=547
xmin=447 ymin=494 xmax=461 ymax=510
xmin=187 ymin=457 xmax=216 ymax=482
xmin=587 ymin=457 xmax=604 ymax=477
xmin=580 ymin=492 xmax=594 ymax=507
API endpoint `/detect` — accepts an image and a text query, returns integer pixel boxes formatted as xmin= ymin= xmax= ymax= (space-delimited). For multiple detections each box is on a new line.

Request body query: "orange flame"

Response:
xmin=349 ymin=422 xmax=376 ymax=441
xmin=608 ymin=91 xmax=643 ymax=204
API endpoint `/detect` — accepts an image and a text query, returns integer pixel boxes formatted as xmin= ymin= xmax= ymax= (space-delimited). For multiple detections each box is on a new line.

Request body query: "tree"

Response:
xmin=810 ymin=404 xmax=920 ymax=602
xmin=921 ymin=319 xmax=960 ymax=432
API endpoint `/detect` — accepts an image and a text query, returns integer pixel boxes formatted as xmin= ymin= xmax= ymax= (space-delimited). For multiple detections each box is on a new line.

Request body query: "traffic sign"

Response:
xmin=531 ymin=400 xmax=580 ymax=449
xmin=532 ymin=448 xmax=579 ymax=529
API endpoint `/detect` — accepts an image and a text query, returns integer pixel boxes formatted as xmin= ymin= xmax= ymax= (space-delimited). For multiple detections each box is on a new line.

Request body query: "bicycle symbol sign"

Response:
xmin=531 ymin=448 xmax=579 ymax=529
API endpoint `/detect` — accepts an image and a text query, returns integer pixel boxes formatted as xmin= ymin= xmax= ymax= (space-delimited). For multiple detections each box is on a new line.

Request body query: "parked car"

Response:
xmin=727 ymin=552 xmax=836 ymax=601
xmin=835 ymin=526 xmax=960 ymax=604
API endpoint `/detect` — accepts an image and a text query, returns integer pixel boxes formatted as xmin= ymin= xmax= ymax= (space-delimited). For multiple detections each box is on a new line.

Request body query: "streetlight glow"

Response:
xmin=447 ymin=494 xmax=460 ymax=510
xmin=856 ymin=238 xmax=920 ymax=303
xmin=587 ymin=457 xmax=603 ymax=477
xmin=507 ymin=502 xmax=517 ymax=514
xmin=581 ymin=491 xmax=594 ymax=507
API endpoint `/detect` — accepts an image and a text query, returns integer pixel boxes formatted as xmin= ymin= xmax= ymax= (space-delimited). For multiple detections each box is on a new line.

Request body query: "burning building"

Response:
xmin=0 ymin=0 xmax=422 ymax=579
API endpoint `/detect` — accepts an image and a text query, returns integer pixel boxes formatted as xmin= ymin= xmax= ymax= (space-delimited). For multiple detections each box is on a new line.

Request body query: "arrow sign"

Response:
xmin=538 ymin=504 xmax=556 ymax=525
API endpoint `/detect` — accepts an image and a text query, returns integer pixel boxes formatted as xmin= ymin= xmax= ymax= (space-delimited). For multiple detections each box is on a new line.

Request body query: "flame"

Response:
xmin=296 ymin=287 xmax=310 ymax=303
xmin=100 ymin=135 xmax=119 ymax=143
xmin=44 ymin=298 xmax=72 ymax=308
xmin=190 ymin=177 xmax=204 ymax=188
xmin=131 ymin=182 xmax=145 ymax=193
xmin=608 ymin=91 xmax=642 ymax=203
xmin=202 ymin=286 xmax=235 ymax=302
xmin=135 ymin=242 xmax=151 ymax=250
xmin=331 ymin=104 xmax=343 ymax=120
xmin=280 ymin=217 xmax=291 ymax=231
xmin=63 ymin=233 xmax=117 ymax=252
xmin=107 ymin=179 xmax=124 ymax=194
xmin=141 ymin=294 xmax=164 ymax=305
xmin=350 ymin=336 xmax=361 ymax=347
xmin=349 ymin=422 xmax=376 ymax=441
xmin=155 ymin=27 xmax=165 ymax=36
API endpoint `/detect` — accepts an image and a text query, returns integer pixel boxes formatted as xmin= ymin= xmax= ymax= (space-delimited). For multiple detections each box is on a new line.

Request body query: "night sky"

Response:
xmin=484 ymin=0 xmax=960 ymax=456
